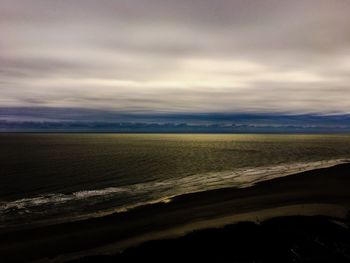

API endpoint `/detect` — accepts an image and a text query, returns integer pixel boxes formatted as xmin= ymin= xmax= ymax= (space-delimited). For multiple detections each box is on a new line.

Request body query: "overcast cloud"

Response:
xmin=1 ymin=0 xmax=350 ymax=114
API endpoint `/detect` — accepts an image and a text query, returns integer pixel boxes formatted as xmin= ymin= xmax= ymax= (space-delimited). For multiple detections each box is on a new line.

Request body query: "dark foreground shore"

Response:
xmin=71 ymin=215 xmax=350 ymax=263
xmin=1 ymin=163 xmax=350 ymax=262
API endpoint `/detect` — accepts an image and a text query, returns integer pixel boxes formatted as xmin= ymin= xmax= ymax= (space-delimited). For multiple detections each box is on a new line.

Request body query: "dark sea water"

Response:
xmin=1 ymin=133 xmax=350 ymax=228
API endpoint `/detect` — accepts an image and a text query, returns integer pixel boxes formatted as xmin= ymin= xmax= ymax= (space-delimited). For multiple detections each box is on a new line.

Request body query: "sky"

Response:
xmin=1 ymin=0 xmax=350 ymax=128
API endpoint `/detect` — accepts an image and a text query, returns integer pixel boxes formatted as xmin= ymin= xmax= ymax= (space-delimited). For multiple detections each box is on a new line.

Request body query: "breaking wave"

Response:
xmin=0 ymin=158 xmax=347 ymax=226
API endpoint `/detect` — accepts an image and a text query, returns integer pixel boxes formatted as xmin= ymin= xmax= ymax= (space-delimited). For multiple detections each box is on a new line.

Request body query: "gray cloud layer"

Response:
xmin=1 ymin=0 xmax=350 ymax=114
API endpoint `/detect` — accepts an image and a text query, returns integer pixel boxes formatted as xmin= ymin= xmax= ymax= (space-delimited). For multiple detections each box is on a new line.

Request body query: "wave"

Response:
xmin=0 ymin=187 xmax=130 ymax=212
xmin=0 ymin=158 xmax=347 ymax=223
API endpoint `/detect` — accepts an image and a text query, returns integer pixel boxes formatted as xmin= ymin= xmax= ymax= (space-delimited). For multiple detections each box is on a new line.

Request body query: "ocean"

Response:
xmin=1 ymin=133 xmax=350 ymax=228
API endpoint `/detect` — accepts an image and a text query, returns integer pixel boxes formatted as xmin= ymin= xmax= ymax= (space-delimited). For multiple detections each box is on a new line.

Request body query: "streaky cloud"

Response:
xmin=1 ymin=0 xmax=350 ymax=114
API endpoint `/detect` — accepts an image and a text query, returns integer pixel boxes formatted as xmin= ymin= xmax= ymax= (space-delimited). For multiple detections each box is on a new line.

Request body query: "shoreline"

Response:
xmin=1 ymin=162 xmax=350 ymax=262
xmin=1 ymin=158 xmax=346 ymax=230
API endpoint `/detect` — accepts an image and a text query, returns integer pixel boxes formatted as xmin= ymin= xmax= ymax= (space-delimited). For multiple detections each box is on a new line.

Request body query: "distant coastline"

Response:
xmin=2 ymin=108 xmax=350 ymax=133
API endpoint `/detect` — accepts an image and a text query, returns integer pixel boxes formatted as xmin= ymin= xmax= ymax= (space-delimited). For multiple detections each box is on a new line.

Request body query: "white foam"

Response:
xmin=0 ymin=158 xmax=347 ymax=217
xmin=0 ymin=188 xmax=129 ymax=212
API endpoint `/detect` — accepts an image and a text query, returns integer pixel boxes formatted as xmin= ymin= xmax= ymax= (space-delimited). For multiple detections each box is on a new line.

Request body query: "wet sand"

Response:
xmin=1 ymin=163 xmax=350 ymax=262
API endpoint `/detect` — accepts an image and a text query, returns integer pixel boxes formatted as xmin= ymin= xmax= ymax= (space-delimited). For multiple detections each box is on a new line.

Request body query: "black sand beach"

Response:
xmin=1 ymin=163 xmax=350 ymax=262
xmin=71 ymin=216 xmax=350 ymax=263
